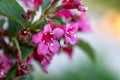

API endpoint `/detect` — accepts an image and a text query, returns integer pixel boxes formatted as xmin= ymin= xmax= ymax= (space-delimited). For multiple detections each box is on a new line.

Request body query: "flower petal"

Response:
xmin=64 ymin=35 xmax=70 ymax=44
xmin=54 ymin=9 xmax=73 ymax=19
xmin=66 ymin=23 xmax=71 ymax=30
xmin=49 ymin=40 xmax=60 ymax=53
xmin=44 ymin=24 xmax=52 ymax=32
xmin=23 ymin=54 xmax=33 ymax=67
xmin=62 ymin=46 xmax=73 ymax=59
xmin=0 ymin=54 xmax=13 ymax=78
xmin=53 ymin=28 xmax=64 ymax=39
xmin=34 ymin=0 xmax=42 ymax=7
xmin=32 ymin=32 xmax=43 ymax=44
xmin=37 ymin=43 xmax=49 ymax=55
xmin=41 ymin=58 xmax=49 ymax=73
xmin=68 ymin=23 xmax=78 ymax=33
xmin=69 ymin=35 xmax=77 ymax=45
xmin=23 ymin=0 xmax=34 ymax=9
xmin=77 ymin=13 xmax=92 ymax=32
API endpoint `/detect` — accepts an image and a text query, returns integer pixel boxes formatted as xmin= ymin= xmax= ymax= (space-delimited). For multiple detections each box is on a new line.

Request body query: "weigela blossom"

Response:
xmin=0 ymin=54 xmax=13 ymax=78
xmin=0 ymin=0 xmax=91 ymax=78
xmin=33 ymin=48 xmax=54 ymax=73
xmin=23 ymin=0 xmax=42 ymax=10
xmin=62 ymin=23 xmax=78 ymax=45
xmin=32 ymin=24 xmax=63 ymax=55
xmin=63 ymin=0 xmax=86 ymax=12
xmin=75 ymin=13 xmax=92 ymax=32
xmin=33 ymin=0 xmax=43 ymax=7
xmin=55 ymin=9 xmax=91 ymax=32
xmin=54 ymin=9 xmax=73 ymax=19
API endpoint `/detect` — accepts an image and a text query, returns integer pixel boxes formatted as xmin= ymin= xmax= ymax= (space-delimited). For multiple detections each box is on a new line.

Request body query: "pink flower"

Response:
xmin=32 ymin=24 xmax=64 ymax=55
xmin=76 ymin=13 xmax=91 ymax=32
xmin=55 ymin=9 xmax=91 ymax=32
xmin=63 ymin=23 xmax=78 ymax=45
xmin=16 ymin=52 xmax=33 ymax=76
xmin=33 ymin=48 xmax=54 ymax=73
xmin=34 ymin=0 xmax=43 ymax=7
xmin=47 ymin=20 xmax=65 ymax=39
xmin=23 ymin=0 xmax=42 ymax=10
xmin=47 ymin=19 xmax=61 ymax=29
xmin=0 ymin=54 xmax=13 ymax=78
xmin=63 ymin=0 xmax=86 ymax=12
xmin=54 ymin=9 xmax=73 ymax=19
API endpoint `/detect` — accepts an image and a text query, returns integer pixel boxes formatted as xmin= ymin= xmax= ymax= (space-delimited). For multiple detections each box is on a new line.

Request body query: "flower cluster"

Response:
xmin=31 ymin=0 xmax=91 ymax=72
xmin=0 ymin=0 xmax=91 ymax=79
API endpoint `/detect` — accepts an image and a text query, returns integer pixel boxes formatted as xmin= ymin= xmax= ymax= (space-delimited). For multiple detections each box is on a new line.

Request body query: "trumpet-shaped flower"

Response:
xmin=32 ymin=24 xmax=64 ymax=55
xmin=33 ymin=48 xmax=54 ymax=73
xmin=63 ymin=23 xmax=78 ymax=45
xmin=75 ymin=13 xmax=91 ymax=32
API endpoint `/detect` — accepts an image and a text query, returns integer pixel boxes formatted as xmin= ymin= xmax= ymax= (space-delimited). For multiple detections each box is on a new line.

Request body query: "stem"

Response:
xmin=30 ymin=0 xmax=59 ymax=30
xmin=29 ymin=11 xmax=36 ymax=26
xmin=19 ymin=22 xmax=26 ymax=29
xmin=12 ymin=37 xmax=22 ymax=60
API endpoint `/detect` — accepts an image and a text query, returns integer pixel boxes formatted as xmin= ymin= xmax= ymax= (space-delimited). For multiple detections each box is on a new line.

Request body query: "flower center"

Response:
xmin=42 ymin=32 xmax=53 ymax=45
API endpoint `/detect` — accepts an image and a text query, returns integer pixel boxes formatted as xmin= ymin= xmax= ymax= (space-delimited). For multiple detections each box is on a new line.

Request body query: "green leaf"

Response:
xmin=8 ymin=19 xmax=22 ymax=37
xmin=51 ymin=18 xmax=65 ymax=25
xmin=12 ymin=37 xmax=33 ymax=62
xmin=15 ymin=74 xmax=33 ymax=80
xmin=0 ymin=19 xmax=5 ymax=29
xmin=78 ymin=39 xmax=95 ymax=62
xmin=20 ymin=45 xmax=33 ymax=62
xmin=6 ymin=63 xmax=17 ymax=80
xmin=0 ymin=0 xmax=28 ymax=27
xmin=42 ymin=0 xmax=51 ymax=11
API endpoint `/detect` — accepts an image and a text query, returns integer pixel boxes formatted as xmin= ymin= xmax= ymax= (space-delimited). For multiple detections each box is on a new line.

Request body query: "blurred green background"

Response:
xmin=33 ymin=54 xmax=118 ymax=80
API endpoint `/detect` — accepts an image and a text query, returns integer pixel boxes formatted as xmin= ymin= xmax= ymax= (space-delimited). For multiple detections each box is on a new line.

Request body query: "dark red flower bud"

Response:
xmin=63 ymin=0 xmax=86 ymax=12
xmin=22 ymin=13 xmax=30 ymax=20
xmin=16 ymin=52 xmax=33 ymax=76
xmin=18 ymin=28 xmax=31 ymax=42
xmin=62 ymin=46 xmax=73 ymax=59
xmin=22 ymin=10 xmax=33 ymax=20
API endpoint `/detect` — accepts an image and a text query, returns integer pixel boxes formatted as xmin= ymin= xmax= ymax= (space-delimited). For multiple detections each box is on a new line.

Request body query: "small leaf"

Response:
xmin=0 ymin=0 xmax=28 ymax=27
xmin=6 ymin=63 xmax=17 ymax=80
xmin=78 ymin=39 xmax=95 ymax=62
xmin=20 ymin=45 xmax=33 ymax=62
